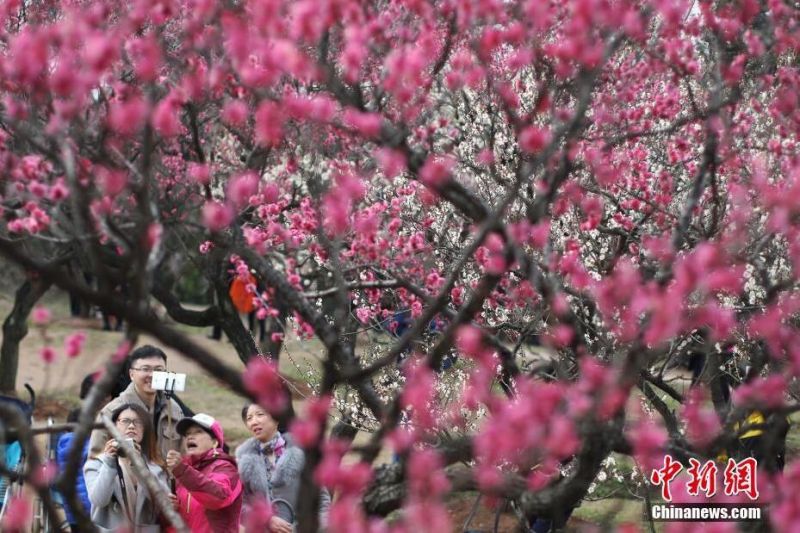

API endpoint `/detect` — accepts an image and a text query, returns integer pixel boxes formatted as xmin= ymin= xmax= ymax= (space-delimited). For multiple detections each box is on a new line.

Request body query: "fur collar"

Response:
xmin=236 ymin=434 xmax=297 ymax=458
xmin=236 ymin=437 xmax=271 ymax=498
xmin=236 ymin=435 xmax=302 ymax=498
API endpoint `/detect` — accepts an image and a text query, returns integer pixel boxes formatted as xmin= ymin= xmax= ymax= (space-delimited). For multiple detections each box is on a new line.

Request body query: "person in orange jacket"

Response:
xmin=210 ymin=271 xmax=266 ymax=342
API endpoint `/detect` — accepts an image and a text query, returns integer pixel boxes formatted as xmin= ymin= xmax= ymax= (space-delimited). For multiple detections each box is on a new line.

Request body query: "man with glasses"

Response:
xmin=89 ymin=345 xmax=185 ymax=460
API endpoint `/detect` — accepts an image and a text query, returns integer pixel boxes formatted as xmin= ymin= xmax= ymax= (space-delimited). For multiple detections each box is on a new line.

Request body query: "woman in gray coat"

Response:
xmin=84 ymin=403 xmax=170 ymax=532
xmin=237 ymin=403 xmax=330 ymax=533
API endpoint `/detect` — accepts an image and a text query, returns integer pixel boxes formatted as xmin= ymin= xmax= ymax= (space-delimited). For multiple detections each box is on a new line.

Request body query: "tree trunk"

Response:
xmin=0 ymin=277 xmax=51 ymax=394
xmin=258 ymin=300 xmax=289 ymax=360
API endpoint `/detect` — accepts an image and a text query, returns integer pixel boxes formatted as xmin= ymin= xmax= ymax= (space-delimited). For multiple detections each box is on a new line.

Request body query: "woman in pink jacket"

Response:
xmin=166 ymin=413 xmax=243 ymax=532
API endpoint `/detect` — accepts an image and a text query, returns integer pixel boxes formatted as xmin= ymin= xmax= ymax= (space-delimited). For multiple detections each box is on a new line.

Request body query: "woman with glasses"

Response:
xmin=84 ymin=403 xmax=170 ymax=532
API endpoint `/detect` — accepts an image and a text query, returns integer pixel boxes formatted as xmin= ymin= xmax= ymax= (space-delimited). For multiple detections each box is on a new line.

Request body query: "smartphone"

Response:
xmin=117 ymin=438 xmax=136 ymax=458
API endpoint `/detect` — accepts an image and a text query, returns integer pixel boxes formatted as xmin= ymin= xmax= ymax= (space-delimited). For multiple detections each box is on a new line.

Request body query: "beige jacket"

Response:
xmin=84 ymin=454 xmax=169 ymax=532
xmin=88 ymin=382 xmax=184 ymax=461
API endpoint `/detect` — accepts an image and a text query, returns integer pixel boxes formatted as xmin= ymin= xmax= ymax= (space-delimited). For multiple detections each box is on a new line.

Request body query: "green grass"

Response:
xmin=572 ymin=498 xmax=651 ymax=529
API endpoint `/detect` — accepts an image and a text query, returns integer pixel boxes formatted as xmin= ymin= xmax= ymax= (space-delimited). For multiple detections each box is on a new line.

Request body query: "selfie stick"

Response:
xmin=165 ymin=374 xmax=176 ymax=493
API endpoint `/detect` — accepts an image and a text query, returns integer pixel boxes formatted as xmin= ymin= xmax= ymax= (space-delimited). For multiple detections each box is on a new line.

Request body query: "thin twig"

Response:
xmin=102 ymin=416 xmax=189 ymax=532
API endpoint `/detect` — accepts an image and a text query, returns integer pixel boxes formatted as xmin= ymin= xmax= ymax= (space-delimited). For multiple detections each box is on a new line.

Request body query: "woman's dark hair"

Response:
xmin=70 ymin=373 xmax=100 ymax=423
xmin=67 ymin=408 xmax=80 ymax=424
xmin=112 ymin=359 xmax=132 ymax=398
xmin=110 ymin=403 xmax=162 ymax=465
xmin=79 ymin=373 xmax=97 ymax=400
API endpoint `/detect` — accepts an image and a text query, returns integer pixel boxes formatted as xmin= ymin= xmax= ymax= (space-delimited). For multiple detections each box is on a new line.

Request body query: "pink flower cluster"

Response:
xmin=472 ymin=376 xmax=580 ymax=491
xmin=397 ymin=359 xmax=437 ymax=448
xmin=771 ymin=461 xmax=800 ymax=530
xmin=627 ymin=413 xmax=669 ymax=471
xmin=315 ymin=439 xmax=373 ymax=497
xmin=592 ymin=243 xmax=745 ymax=347
xmin=681 ymin=388 xmax=722 ymax=450
xmin=289 ymin=394 xmax=331 ymax=447
xmin=0 ymin=496 xmax=31 ymax=533
xmin=31 ymin=306 xmax=52 ymax=326
xmin=64 ymin=332 xmax=87 ymax=358
xmin=401 ymin=449 xmax=452 ymax=532
xmin=322 ymin=172 xmax=366 ymax=235
xmin=242 ymin=499 xmax=274 ymax=533
xmin=732 ymin=374 xmax=787 ymax=410
xmin=242 ymin=357 xmax=287 ymax=414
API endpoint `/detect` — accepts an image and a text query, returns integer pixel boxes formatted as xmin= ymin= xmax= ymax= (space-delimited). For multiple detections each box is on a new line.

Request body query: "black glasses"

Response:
xmin=116 ymin=418 xmax=143 ymax=428
xmin=131 ymin=366 xmax=166 ymax=374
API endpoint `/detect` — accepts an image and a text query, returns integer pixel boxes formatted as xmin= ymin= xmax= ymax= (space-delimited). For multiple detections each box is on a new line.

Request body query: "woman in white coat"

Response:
xmin=84 ymin=403 xmax=169 ymax=532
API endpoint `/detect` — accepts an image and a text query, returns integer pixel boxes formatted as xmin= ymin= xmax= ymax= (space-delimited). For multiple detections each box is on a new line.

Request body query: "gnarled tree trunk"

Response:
xmin=0 ymin=276 xmax=52 ymax=394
